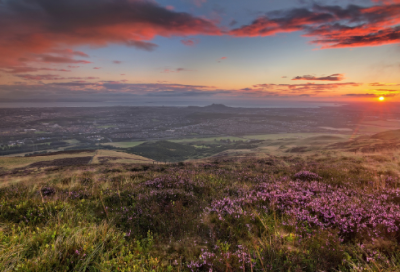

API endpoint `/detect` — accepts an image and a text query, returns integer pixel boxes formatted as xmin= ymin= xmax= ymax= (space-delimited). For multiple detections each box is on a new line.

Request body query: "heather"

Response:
xmin=1 ymin=155 xmax=400 ymax=271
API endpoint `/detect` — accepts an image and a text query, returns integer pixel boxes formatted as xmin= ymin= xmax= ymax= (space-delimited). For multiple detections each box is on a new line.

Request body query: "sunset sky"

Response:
xmin=0 ymin=0 xmax=399 ymax=104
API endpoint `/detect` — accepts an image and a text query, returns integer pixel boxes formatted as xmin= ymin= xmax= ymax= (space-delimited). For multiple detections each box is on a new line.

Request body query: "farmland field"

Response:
xmin=0 ymin=151 xmax=96 ymax=170
xmin=242 ymin=132 xmax=353 ymax=140
xmin=170 ymin=136 xmax=245 ymax=143
xmin=101 ymin=141 xmax=144 ymax=148
xmin=90 ymin=149 xmax=154 ymax=164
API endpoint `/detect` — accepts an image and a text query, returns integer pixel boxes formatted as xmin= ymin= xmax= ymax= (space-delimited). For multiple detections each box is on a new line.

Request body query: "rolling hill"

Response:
xmin=329 ymin=129 xmax=400 ymax=153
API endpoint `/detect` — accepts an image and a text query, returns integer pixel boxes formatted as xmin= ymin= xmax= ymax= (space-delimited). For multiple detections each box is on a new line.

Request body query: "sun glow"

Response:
xmin=379 ymin=96 xmax=385 ymax=101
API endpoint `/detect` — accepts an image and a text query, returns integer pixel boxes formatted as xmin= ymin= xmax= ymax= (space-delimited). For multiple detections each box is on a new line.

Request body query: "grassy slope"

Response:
xmin=371 ymin=129 xmax=400 ymax=141
xmin=1 ymin=143 xmax=400 ymax=271
xmin=2 ymin=131 xmax=400 ymax=271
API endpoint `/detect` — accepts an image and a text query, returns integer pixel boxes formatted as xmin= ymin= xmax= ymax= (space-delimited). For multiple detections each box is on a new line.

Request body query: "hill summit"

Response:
xmin=203 ymin=103 xmax=230 ymax=109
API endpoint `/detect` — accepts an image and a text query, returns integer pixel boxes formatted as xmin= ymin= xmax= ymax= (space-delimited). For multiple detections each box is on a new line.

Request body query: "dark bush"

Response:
xmin=41 ymin=187 xmax=56 ymax=196
xmin=294 ymin=170 xmax=322 ymax=181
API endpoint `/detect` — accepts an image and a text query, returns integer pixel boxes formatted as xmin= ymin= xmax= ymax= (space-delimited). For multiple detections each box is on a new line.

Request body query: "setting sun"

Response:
xmin=379 ymin=96 xmax=385 ymax=101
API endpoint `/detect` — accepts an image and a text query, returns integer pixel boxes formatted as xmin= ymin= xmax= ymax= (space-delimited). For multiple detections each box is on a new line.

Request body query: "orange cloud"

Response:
xmin=343 ymin=93 xmax=397 ymax=97
xmin=369 ymin=82 xmax=400 ymax=86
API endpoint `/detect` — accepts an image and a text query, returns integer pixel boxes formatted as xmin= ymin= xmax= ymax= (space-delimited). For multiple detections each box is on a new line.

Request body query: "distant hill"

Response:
xmin=370 ymin=129 xmax=400 ymax=141
xmin=203 ymin=103 xmax=230 ymax=109
xmin=187 ymin=104 xmax=232 ymax=114
xmin=329 ymin=129 xmax=400 ymax=153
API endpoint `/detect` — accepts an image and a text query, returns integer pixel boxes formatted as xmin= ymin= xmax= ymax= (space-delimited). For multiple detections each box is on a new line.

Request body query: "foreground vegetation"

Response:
xmin=1 ymin=153 xmax=400 ymax=271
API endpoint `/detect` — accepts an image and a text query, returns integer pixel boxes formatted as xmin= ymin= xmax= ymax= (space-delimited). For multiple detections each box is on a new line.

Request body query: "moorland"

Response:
xmin=1 ymin=127 xmax=400 ymax=271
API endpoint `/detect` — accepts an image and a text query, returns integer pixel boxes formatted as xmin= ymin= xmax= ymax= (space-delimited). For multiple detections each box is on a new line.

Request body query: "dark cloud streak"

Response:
xmin=292 ymin=74 xmax=344 ymax=81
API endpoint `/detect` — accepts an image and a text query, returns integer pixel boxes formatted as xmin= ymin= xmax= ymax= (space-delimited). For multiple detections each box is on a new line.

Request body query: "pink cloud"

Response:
xmin=161 ymin=68 xmax=194 ymax=73
xmin=0 ymin=0 xmax=221 ymax=67
xmin=37 ymin=54 xmax=91 ymax=64
xmin=16 ymin=74 xmax=99 ymax=81
xmin=0 ymin=67 xmax=71 ymax=74
xmin=230 ymin=3 xmax=400 ymax=49
xmin=193 ymin=0 xmax=207 ymax=7
xmin=217 ymin=57 xmax=227 ymax=63
xmin=53 ymin=49 xmax=89 ymax=58
xmin=181 ymin=38 xmax=200 ymax=47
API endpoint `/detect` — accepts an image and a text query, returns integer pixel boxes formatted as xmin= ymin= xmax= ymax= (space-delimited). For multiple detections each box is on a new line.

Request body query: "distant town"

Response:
xmin=1 ymin=103 xmax=399 ymax=156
